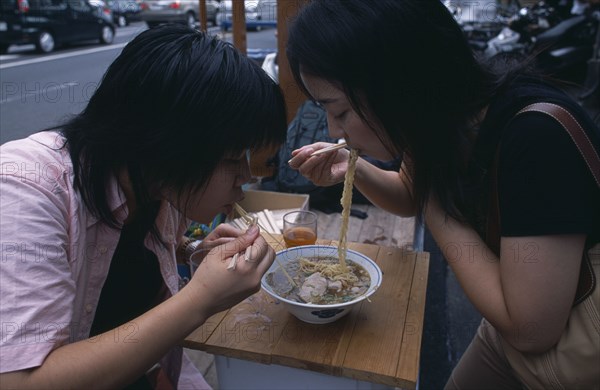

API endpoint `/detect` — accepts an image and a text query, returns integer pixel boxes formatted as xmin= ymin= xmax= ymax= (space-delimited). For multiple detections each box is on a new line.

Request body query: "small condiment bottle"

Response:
xmin=177 ymin=236 xmax=203 ymax=263
xmin=176 ymin=237 xmax=204 ymax=287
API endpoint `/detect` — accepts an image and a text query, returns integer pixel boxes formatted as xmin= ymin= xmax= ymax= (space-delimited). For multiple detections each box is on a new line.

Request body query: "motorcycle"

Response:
xmin=482 ymin=1 xmax=565 ymax=57
xmin=534 ymin=12 xmax=597 ymax=82
xmin=481 ymin=1 xmax=598 ymax=83
xmin=445 ymin=0 xmax=521 ymax=51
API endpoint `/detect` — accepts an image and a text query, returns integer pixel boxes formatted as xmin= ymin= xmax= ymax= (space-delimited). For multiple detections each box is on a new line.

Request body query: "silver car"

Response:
xmin=217 ymin=0 xmax=276 ymax=31
xmin=140 ymin=0 xmax=219 ymax=29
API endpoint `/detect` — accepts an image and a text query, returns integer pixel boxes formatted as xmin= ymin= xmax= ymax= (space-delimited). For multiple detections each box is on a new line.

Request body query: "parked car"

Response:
xmin=88 ymin=0 xmax=114 ymax=20
xmin=107 ymin=0 xmax=141 ymax=27
xmin=0 ymin=0 xmax=115 ymax=53
xmin=140 ymin=0 xmax=219 ymax=29
xmin=217 ymin=0 xmax=276 ymax=31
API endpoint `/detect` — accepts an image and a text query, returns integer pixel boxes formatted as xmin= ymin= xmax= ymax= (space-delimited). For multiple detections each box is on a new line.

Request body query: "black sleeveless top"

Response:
xmin=90 ymin=203 xmax=163 ymax=389
xmin=466 ymin=76 xmax=600 ymax=245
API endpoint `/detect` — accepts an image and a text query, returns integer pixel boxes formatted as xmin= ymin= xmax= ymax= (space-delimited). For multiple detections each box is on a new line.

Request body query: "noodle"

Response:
xmin=338 ymin=149 xmax=359 ymax=270
xmin=274 ymin=149 xmax=360 ymax=295
xmin=299 ymin=257 xmax=359 ymax=286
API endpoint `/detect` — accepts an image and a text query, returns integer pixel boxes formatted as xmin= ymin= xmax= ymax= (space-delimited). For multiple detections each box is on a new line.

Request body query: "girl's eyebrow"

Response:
xmin=316 ymin=97 xmax=340 ymax=105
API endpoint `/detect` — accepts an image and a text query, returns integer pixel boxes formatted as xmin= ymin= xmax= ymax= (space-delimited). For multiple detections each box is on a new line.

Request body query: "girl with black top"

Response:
xmin=286 ymin=1 xmax=600 ymax=388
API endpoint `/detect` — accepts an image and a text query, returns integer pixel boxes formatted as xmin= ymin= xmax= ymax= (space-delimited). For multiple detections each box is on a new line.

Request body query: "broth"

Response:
xmin=283 ymin=227 xmax=317 ymax=247
xmin=266 ymin=256 xmax=370 ymax=305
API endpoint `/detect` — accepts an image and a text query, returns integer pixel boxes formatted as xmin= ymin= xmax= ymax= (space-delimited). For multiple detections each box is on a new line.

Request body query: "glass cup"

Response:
xmin=283 ymin=210 xmax=318 ymax=248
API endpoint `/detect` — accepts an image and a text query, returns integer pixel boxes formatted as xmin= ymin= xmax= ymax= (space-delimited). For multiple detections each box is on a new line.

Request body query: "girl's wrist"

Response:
xmin=179 ymin=281 xmax=212 ymax=326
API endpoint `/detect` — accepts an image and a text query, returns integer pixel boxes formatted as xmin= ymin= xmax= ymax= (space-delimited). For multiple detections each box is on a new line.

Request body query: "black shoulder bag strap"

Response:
xmin=487 ymin=102 xmax=600 ymax=306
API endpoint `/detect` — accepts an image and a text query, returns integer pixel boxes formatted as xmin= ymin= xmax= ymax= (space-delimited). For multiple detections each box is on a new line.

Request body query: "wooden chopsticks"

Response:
xmin=234 ymin=203 xmax=297 ymax=287
xmin=230 ymin=210 xmax=280 ymax=234
xmin=310 ymin=142 xmax=347 ymax=156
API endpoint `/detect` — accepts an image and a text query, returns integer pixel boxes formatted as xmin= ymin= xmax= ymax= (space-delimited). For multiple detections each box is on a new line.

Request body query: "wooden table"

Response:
xmin=183 ymin=235 xmax=429 ymax=389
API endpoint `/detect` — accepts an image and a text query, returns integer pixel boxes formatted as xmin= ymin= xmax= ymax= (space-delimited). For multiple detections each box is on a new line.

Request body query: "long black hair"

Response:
xmin=287 ymin=0 xmax=519 ymax=221
xmin=61 ymin=25 xmax=287 ymax=228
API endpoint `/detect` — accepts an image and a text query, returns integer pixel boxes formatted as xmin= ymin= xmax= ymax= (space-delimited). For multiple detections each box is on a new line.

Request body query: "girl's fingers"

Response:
xmin=211 ymin=223 xmax=243 ymax=238
xmin=242 ymin=236 xmax=275 ymax=273
xmin=204 ymin=237 xmax=236 ymax=250
xmin=218 ymin=225 xmax=260 ymax=259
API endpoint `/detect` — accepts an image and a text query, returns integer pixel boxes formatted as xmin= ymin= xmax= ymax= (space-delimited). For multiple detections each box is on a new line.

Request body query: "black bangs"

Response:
xmin=286 ymin=0 xmax=508 ymax=222
xmin=287 ymin=0 xmax=372 ymax=99
xmin=60 ymin=24 xmax=287 ymax=227
xmin=104 ymin=25 xmax=285 ymax=184
xmin=143 ymin=31 xmax=287 ymax=190
xmin=192 ymin=44 xmax=288 ymax=157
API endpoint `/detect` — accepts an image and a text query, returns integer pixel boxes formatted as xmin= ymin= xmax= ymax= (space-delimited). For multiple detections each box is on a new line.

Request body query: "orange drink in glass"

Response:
xmin=283 ymin=210 xmax=318 ymax=248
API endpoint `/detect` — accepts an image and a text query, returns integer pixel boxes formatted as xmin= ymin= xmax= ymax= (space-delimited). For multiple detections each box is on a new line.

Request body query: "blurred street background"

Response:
xmin=2 ymin=0 xmax=599 ymax=388
xmin=0 ymin=22 xmax=277 ymax=144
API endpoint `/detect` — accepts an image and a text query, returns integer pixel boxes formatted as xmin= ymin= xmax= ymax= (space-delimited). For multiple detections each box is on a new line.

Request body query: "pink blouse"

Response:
xmin=0 ymin=131 xmax=209 ymax=389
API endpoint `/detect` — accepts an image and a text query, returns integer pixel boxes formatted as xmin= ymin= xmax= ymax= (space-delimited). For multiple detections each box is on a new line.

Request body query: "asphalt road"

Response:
xmin=0 ymin=23 xmax=277 ymax=145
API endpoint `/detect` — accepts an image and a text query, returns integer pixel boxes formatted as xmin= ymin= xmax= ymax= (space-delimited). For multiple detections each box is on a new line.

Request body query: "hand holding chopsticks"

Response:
xmin=234 ymin=203 xmax=298 ymax=287
xmin=286 ymin=141 xmax=353 ymax=189
xmin=309 ymin=142 xmax=348 ymax=156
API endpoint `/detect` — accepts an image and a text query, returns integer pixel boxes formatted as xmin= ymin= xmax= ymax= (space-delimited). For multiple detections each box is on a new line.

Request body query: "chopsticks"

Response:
xmin=263 ymin=209 xmax=280 ymax=234
xmin=230 ymin=210 xmax=280 ymax=234
xmin=310 ymin=142 xmax=347 ymax=157
xmin=234 ymin=203 xmax=297 ymax=287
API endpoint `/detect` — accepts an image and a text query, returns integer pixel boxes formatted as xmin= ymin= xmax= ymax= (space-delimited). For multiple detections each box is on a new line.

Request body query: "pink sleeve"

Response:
xmin=0 ymin=169 xmax=76 ymax=373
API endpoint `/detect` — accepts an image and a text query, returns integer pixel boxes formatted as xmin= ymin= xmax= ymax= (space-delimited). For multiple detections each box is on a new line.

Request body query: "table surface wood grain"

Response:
xmin=183 ymin=234 xmax=429 ymax=389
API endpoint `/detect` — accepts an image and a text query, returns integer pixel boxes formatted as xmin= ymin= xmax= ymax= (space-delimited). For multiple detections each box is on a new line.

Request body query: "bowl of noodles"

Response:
xmin=261 ymin=245 xmax=382 ymax=324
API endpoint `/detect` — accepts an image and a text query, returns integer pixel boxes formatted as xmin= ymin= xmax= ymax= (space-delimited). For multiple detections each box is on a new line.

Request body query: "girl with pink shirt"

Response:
xmin=0 ymin=24 xmax=286 ymax=389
